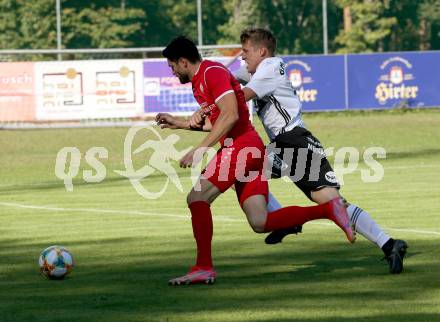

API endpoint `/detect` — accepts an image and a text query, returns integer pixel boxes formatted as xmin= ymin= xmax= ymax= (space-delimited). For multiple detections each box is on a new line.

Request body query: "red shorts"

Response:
xmin=202 ymin=131 xmax=268 ymax=207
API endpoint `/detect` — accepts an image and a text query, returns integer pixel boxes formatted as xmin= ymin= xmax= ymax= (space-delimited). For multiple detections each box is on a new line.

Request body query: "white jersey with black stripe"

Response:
xmin=234 ymin=57 xmax=305 ymax=141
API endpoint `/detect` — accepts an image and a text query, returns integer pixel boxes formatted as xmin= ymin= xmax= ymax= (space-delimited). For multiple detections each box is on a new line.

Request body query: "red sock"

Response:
xmin=189 ymin=201 xmax=213 ymax=268
xmin=264 ymin=202 xmax=332 ymax=232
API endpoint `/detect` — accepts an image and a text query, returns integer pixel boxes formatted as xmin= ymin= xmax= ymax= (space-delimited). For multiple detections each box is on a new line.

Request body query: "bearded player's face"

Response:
xmin=168 ymin=59 xmax=190 ymax=84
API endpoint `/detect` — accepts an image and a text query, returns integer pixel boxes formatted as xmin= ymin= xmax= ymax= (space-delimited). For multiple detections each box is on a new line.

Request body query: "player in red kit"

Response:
xmin=157 ymin=36 xmax=355 ymax=286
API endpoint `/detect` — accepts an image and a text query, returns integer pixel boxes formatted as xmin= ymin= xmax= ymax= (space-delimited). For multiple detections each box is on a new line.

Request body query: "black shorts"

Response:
xmin=266 ymin=126 xmax=340 ymax=200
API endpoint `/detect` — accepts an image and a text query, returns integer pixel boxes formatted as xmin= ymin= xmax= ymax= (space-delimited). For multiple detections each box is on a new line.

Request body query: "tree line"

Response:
xmin=0 ymin=0 xmax=439 ymax=59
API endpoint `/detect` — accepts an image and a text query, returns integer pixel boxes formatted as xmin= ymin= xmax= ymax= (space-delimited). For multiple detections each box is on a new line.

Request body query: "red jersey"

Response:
xmin=191 ymin=60 xmax=256 ymax=145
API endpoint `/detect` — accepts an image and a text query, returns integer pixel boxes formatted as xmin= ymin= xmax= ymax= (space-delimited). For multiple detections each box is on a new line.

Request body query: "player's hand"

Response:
xmin=179 ymin=147 xmax=208 ymax=168
xmin=189 ymin=110 xmax=205 ymax=130
xmin=156 ymin=113 xmax=179 ymax=129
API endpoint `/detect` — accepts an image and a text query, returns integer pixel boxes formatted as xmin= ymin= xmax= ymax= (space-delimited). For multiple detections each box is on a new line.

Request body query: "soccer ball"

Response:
xmin=38 ymin=246 xmax=74 ymax=279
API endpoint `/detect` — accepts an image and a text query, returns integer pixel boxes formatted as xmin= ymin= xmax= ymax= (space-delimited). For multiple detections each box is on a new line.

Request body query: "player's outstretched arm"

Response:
xmin=189 ymin=110 xmax=212 ymax=132
xmin=241 ymin=87 xmax=257 ymax=102
xmin=155 ymin=113 xmax=190 ymax=130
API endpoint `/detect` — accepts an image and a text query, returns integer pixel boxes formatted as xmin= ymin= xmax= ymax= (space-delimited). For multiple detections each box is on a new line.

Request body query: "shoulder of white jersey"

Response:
xmin=254 ymin=57 xmax=285 ymax=79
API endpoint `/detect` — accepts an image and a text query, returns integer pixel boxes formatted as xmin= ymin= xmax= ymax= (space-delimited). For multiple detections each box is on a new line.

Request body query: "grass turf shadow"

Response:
xmin=0 ymin=236 xmax=438 ymax=322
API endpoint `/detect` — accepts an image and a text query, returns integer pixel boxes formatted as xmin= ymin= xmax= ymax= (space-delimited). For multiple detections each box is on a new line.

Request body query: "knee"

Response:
xmin=186 ymin=191 xmax=197 ymax=206
xmin=251 ymin=225 xmax=266 ymax=234
xmin=242 ymin=195 xmax=268 ymax=233
xmin=186 ymin=190 xmax=208 ymax=206
xmin=311 ymin=187 xmax=340 ymax=204
xmin=247 ymin=217 xmax=266 ymax=233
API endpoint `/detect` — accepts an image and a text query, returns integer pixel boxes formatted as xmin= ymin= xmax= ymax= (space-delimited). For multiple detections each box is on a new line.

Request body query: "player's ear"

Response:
xmin=179 ymin=57 xmax=189 ymax=68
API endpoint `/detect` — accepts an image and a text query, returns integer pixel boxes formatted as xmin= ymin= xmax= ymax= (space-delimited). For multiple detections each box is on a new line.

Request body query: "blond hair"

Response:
xmin=240 ymin=28 xmax=277 ymax=55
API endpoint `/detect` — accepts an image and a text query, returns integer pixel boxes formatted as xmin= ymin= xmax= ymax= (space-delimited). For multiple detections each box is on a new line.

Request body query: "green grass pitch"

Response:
xmin=1 ymin=109 xmax=440 ymax=322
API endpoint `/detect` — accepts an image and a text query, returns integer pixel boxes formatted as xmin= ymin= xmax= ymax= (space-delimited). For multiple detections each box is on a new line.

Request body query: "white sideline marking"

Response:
xmin=387 ymin=227 xmax=440 ymax=236
xmin=0 ymin=201 xmax=237 ymax=222
xmin=380 ymin=164 xmax=440 ymax=170
xmin=305 ymin=220 xmax=440 ymax=236
xmin=1 ymin=201 xmax=440 ymax=236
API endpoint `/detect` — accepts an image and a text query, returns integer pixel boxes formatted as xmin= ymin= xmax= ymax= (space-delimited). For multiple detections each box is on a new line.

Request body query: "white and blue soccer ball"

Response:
xmin=38 ymin=246 xmax=74 ymax=279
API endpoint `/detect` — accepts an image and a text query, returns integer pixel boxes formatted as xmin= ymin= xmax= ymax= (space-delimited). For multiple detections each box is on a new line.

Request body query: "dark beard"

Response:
xmin=178 ymin=74 xmax=190 ymax=84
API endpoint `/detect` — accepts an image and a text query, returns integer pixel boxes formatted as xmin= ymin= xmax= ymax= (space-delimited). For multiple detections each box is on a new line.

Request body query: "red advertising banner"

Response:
xmin=0 ymin=62 xmax=35 ymax=121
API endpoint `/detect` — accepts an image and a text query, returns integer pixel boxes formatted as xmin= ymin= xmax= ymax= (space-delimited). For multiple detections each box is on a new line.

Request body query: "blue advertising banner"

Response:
xmin=282 ymin=55 xmax=346 ymax=111
xmin=143 ymin=60 xmax=196 ymax=115
xmin=347 ymin=52 xmax=440 ymax=109
xmin=142 ymin=51 xmax=440 ymax=115
xmin=143 ymin=58 xmax=241 ymax=115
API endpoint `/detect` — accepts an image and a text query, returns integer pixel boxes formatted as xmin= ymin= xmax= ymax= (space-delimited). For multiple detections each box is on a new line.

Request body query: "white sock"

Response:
xmin=347 ymin=204 xmax=390 ymax=248
xmin=267 ymin=192 xmax=282 ymax=212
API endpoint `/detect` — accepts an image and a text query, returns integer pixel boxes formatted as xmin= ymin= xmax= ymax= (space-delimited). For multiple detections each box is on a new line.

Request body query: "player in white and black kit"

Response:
xmin=234 ymin=28 xmax=408 ymax=274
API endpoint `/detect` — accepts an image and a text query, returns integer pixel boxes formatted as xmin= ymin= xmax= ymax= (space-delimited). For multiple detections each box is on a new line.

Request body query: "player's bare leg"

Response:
xmin=310 ymin=187 xmax=340 ymax=204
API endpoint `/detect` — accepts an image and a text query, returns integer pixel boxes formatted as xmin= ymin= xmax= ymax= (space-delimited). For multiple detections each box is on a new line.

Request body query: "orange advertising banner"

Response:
xmin=0 ymin=62 xmax=35 ymax=121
